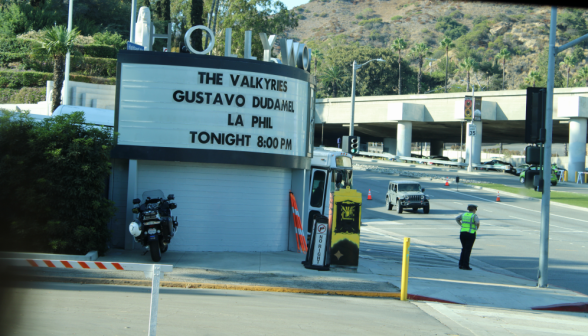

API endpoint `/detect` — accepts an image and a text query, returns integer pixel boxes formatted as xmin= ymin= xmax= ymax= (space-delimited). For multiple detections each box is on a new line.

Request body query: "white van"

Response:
xmin=305 ymin=147 xmax=354 ymax=240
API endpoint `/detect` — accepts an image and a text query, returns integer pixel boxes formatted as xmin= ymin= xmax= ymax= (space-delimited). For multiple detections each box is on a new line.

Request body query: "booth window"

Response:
xmin=310 ymin=171 xmax=326 ymax=207
xmin=331 ymin=169 xmax=353 ymax=192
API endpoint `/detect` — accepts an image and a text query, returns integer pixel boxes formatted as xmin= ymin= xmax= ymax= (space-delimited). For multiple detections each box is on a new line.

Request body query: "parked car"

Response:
xmin=515 ymin=164 xmax=530 ymax=176
xmin=480 ymin=160 xmax=516 ymax=174
xmin=519 ymin=166 xmax=558 ymax=186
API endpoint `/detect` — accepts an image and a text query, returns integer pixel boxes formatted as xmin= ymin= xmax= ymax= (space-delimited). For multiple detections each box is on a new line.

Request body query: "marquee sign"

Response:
xmin=112 ymin=51 xmax=315 ymax=169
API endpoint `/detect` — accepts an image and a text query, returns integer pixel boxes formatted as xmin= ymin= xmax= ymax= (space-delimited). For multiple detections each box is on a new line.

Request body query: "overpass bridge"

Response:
xmin=314 ymin=87 xmax=588 ymax=180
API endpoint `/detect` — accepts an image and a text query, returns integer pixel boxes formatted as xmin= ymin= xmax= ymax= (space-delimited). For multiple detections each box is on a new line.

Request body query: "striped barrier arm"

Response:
xmin=3 ymin=259 xmax=173 ymax=274
xmin=1 ymin=258 xmax=172 ymax=336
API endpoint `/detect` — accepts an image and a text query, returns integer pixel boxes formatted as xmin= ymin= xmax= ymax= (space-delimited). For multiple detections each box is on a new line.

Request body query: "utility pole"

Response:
xmin=538 ymin=6 xmax=588 ymax=288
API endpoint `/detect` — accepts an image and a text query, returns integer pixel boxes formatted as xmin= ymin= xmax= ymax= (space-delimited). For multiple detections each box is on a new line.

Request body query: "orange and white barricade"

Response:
xmin=289 ymin=192 xmax=308 ymax=254
xmin=1 ymin=258 xmax=172 ymax=336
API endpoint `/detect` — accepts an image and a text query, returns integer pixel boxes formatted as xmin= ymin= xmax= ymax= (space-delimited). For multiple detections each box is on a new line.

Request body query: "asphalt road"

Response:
xmin=354 ymin=157 xmax=588 ymax=195
xmin=3 ymin=282 xmax=587 ymax=336
xmin=353 ymin=168 xmax=588 ymax=296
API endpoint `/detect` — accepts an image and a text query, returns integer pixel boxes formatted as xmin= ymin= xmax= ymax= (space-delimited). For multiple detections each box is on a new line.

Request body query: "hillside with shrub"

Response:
xmin=288 ymin=0 xmax=588 ymax=98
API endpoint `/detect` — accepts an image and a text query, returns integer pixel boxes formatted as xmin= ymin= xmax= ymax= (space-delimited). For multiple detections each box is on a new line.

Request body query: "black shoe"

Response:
xmin=460 ymin=266 xmax=472 ymax=270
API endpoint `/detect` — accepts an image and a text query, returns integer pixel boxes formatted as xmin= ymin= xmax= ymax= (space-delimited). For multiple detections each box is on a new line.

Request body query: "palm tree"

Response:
xmin=440 ymin=37 xmax=454 ymax=93
xmin=457 ymin=57 xmax=476 ymax=91
xmin=313 ymin=49 xmax=324 ymax=76
xmin=525 ymin=71 xmax=542 ymax=87
xmin=576 ymin=66 xmax=588 ymax=87
xmin=559 ymin=53 xmax=577 ymax=88
xmin=495 ymin=48 xmax=511 ymax=90
xmin=38 ymin=25 xmax=80 ymax=114
xmin=409 ymin=43 xmax=431 ymax=94
xmin=391 ymin=37 xmax=408 ymax=95
xmin=320 ymin=66 xmax=346 ymax=98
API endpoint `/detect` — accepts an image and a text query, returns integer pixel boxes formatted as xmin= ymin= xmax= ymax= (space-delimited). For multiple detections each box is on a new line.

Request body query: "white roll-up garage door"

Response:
xmin=137 ymin=160 xmax=292 ymax=251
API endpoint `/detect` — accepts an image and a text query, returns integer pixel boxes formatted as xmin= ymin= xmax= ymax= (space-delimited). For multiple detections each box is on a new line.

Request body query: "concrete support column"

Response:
xmin=125 ymin=159 xmax=138 ymax=250
xmin=430 ymin=141 xmax=444 ymax=157
xmin=397 ymin=121 xmax=412 ymax=157
xmin=383 ymin=138 xmax=397 ymax=155
xmin=465 ymin=121 xmax=483 ymax=165
xmin=568 ymin=118 xmax=587 ymax=182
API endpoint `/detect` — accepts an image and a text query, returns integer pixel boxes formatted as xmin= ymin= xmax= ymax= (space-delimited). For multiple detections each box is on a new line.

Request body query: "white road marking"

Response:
xmin=441 ymin=189 xmax=588 ymax=223
xmin=509 ymin=215 xmax=540 ymax=223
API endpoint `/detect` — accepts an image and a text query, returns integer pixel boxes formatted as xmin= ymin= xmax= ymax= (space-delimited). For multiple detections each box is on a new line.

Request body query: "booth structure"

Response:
xmin=109 ymin=51 xmax=316 ymax=252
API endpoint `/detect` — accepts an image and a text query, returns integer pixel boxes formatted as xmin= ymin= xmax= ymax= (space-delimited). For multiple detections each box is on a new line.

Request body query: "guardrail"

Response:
xmin=357 ymin=151 xmax=511 ymax=171
xmin=1 ymin=259 xmax=173 ymax=336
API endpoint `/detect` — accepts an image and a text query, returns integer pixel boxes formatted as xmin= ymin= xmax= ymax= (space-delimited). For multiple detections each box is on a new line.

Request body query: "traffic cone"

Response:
xmin=367 ymin=189 xmax=372 ymax=200
xmin=445 ymin=177 xmax=449 ymax=186
xmin=496 ymin=192 xmax=501 ymax=202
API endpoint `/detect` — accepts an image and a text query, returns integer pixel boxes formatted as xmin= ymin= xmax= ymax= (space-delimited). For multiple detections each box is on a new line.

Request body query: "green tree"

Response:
xmin=409 ymin=42 xmax=431 ymax=94
xmin=434 ymin=16 xmax=469 ymax=40
xmin=440 ymin=37 xmax=454 ymax=93
xmin=495 ymin=48 xmax=511 ymax=90
xmin=92 ymin=31 xmax=127 ymax=50
xmin=456 ymin=57 xmax=475 ymax=91
xmin=210 ymin=0 xmax=297 ymax=58
xmin=559 ymin=53 xmax=578 ymax=88
xmin=319 ymin=65 xmax=346 ymax=97
xmin=37 ymin=25 xmax=79 ymax=114
xmin=525 ymin=71 xmax=542 ymax=87
xmin=0 ymin=110 xmax=115 ymax=255
xmin=576 ymin=66 xmax=588 ymax=87
xmin=391 ymin=37 xmax=408 ymax=95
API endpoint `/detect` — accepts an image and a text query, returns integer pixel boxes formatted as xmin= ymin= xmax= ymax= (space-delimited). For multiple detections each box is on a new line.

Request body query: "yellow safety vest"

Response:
xmin=460 ymin=212 xmax=477 ymax=234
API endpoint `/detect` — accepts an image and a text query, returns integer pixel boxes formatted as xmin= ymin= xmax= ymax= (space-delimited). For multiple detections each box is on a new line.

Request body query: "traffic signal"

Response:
xmin=525 ymin=87 xmax=546 ymax=143
xmin=342 ymin=136 xmax=361 ymax=155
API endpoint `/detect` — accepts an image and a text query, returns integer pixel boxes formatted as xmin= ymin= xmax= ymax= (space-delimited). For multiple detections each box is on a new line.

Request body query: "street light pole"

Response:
xmin=468 ymin=85 xmax=475 ymax=172
xmin=350 ymin=58 xmax=385 ymax=136
xmin=350 ymin=60 xmax=357 ymax=136
xmin=63 ymin=0 xmax=73 ymax=107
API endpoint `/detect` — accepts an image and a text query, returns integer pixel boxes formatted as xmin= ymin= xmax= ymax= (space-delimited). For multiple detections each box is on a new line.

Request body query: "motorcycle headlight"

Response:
xmin=421 ymin=195 xmax=425 ymax=200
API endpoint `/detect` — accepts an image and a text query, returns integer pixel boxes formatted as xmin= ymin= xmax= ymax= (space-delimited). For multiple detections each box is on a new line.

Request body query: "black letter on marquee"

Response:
xmin=241 ymin=76 xmax=250 ymax=87
xmin=225 ymin=94 xmax=235 ymax=105
xmin=173 ymin=90 xmax=184 ymax=102
xmin=228 ymin=114 xmax=234 ymax=126
xmin=271 ymin=79 xmax=277 ymax=91
xmin=204 ymin=92 xmax=213 ymax=104
xmin=185 ymin=91 xmax=195 ymax=103
xmin=213 ymin=93 xmax=223 ymax=105
xmin=198 ymin=132 xmax=210 ymax=144
xmin=235 ymin=115 xmax=243 ymax=126
xmin=190 ymin=131 xmax=197 ymax=143
xmin=264 ymin=78 xmax=271 ymax=90
xmin=236 ymin=95 xmax=245 ymax=107
xmin=252 ymin=116 xmax=258 ymax=127
xmin=252 ymin=96 xmax=260 ymax=108
xmin=226 ymin=134 xmax=235 ymax=145
xmin=196 ymin=92 xmax=204 ymax=104
xmin=198 ymin=72 xmax=206 ymax=84
xmin=230 ymin=74 xmax=240 ymax=86
xmin=283 ymin=81 xmax=287 ymax=92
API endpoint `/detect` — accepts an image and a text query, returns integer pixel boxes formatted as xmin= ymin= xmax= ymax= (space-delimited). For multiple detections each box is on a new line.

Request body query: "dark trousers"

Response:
xmin=459 ymin=232 xmax=476 ymax=268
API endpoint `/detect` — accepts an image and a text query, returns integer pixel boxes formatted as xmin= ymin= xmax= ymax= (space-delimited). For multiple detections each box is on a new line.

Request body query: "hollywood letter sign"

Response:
xmin=183 ymin=26 xmax=311 ymax=73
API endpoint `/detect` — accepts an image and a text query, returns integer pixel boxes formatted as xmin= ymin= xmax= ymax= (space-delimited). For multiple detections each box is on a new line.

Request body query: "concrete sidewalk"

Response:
xmin=9 ymin=226 xmax=588 ymax=313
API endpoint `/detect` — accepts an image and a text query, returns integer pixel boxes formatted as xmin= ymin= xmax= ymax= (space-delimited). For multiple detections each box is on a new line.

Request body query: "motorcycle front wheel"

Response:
xmin=149 ymin=240 xmax=162 ymax=262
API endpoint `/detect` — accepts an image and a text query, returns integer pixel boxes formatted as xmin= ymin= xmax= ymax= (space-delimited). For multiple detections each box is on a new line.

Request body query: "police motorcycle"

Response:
xmin=128 ymin=190 xmax=178 ymax=262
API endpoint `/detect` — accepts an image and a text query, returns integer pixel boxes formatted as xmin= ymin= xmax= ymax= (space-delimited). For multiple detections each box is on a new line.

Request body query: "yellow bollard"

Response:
xmin=564 ymin=170 xmax=568 ymax=182
xmin=576 ymin=171 xmax=579 ymax=183
xmin=400 ymin=237 xmax=410 ymax=301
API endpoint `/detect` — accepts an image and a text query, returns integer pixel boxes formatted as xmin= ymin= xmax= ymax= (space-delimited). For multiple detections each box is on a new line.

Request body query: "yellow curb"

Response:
xmin=20 ymin=275 xmax=401 ymax=298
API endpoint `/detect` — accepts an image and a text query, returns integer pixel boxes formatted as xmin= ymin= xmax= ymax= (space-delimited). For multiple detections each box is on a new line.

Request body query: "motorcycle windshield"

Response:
xmin=142 ymin=190 xmax=165 ymax=201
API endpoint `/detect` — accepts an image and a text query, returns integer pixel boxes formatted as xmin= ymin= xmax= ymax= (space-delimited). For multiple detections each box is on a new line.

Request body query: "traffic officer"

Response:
xmin=455 ymin=204 xmax=480 ymax=270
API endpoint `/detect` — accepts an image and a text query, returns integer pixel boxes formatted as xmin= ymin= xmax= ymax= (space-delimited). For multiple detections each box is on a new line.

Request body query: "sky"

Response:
xmin=281 ymin=0 xmax=309 ymax=10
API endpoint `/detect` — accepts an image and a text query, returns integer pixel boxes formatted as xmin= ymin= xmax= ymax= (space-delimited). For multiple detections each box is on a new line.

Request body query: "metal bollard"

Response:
xmin=400 ymin=237 xmax=410 ymax=301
